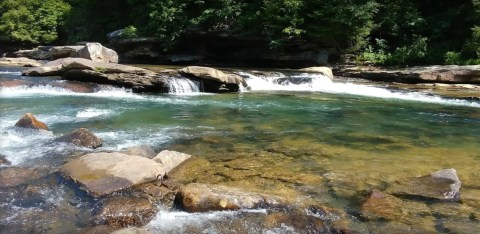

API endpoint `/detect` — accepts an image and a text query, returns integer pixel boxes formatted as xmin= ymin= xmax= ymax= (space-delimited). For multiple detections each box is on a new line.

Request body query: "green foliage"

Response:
xmin=0 ymin=0 xmax=70 ymax=44
xmin=122 ymin=25 xmax=137 ymax=39
xmin=444 ymin=51 xmax=463 ymax=65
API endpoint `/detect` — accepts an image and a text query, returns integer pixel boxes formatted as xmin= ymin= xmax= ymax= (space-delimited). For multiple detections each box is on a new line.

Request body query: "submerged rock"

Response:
xmin=15 ymin=113 xmax=49 ymax=131
xmin=95 ymin=196 xmax=157 ymax=228
xmin=0 ymin=167 xmax=48 ymax=188
xmin=152 ymin=150 xmax=192 ymax=174
xmin=178 ymin=183 xmax=284 ymax=212
xmin=388 ymin=168 xmax=461 ymax=201
xmin=361 ymin=189 xmax=404 ymax=220
xmin=55 ymin=128 xmax=102 ymax=149
xmin=299 ymin=67 xmax=334 ymax=79
xmin=179 ymin=66 xmax=246 ymax=92
xmin=132 ymin=182 xmax=177 ymax=209
xmin=0 ymin=57 xmax=42 ymax=67
xmin=121 ymin=145 xmax=156 ymax=159
xmin=74 ymin=42 xmax=118 ymax=63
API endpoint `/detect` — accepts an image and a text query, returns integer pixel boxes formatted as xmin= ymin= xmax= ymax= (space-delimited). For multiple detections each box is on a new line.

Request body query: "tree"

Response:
xmin=0 ymin=0 xmax=70 ymax=44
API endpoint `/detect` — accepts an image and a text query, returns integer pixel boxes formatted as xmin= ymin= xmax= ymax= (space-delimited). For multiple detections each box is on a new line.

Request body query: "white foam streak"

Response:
xmin=76 ymin=108 xmax=111 ymax=118
xmin=0 ymin=85 xmax=142 ymax=99
xmin=241 ymin=72 xmax=480 ymax=108
xmin=0 ymin=71 xmax=21 ymax=75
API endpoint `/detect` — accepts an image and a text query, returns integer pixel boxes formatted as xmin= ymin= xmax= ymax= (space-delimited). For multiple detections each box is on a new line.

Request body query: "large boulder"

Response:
xmin=15 ymin=113 xmax=48 ymax=130
xmin=335 ymin=65 xmax=480 ymax=84
xmin=0 ymin=57 xmax=42 ymax=67
xmin=60 ymin=152 xmax=190 ymax=196
xmin=152 ymin=150 xmax=192 ymax=174
xmin=22 ymin=58 xmax=152 ymax=77
xmin=299 ymin=67 xmax=334 ymax=79
xmin=95 ymin=196 xmax=157 ymax=228
xmin=387 ymin=168 xmax=462 ymax=201
xmin=55 ymin=128 xmax=102 ymax=149
xmin=13 ymin=46 xmax=84 ymax=60
xmin=179 ymin=66 xmax=246 ymax=92
xmin=121 ymin=145 xmax=156 ymax=159
xmin=178 ymin=183 xmax=284 ymax=212
xmin=74 ymin=43 xmax=119 ymax=63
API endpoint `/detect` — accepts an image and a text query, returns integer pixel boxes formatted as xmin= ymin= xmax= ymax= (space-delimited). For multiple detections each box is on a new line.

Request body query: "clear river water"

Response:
xmin=0 ymin=65 xmax=479 ymax=233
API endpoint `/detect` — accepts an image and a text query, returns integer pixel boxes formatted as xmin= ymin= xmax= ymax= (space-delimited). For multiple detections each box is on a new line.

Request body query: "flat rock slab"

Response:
xmin=60 ymin=152 xmax=165 ymax=197
xmin=152 ymin=150 xmax=192 ymax=174
xmin=178 ymin=183 xmax=284 ymax=212
xmin=388 ymin=168 xmax=461 ymax=201
xmin=0 ymin=57 xmax=42 ymax=67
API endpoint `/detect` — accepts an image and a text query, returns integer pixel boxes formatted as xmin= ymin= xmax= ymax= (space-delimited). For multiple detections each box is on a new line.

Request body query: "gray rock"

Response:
xmin=0 ymin=154 xmax=11 ymax=165
xmin=179 ymin=66 xmax=246 ymax=92
xmin=178 ymin=183 xmax=285 ymax=212
xmin=152 ymin=150 xmax=192 ymax=174
xmin=0 ymin=57 xmax=42 ymax=67
xmin=299 ymin=67 xmax=334 ymax=79
xmin=0 ymin=167 xmax=48 ymax=188
xmin=121 ymin=145 xmax=156 ymax=158
xmin=388 ymin=168 xmax=461 ymax=201
xmin=55 ymin=128 xmax=102 ymax=149
xmin=13 ymin=46 xmax=83 ymax=60
xmin=74 ymin=43 xmax=118 ymax=63
xmin=60 ymin=152 xmax=189 ymax=196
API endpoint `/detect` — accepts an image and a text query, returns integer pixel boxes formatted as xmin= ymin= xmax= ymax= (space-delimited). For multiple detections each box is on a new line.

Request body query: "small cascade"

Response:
xmin=167 ymin=78 xmax=201 ymax=94
xmin=238 ymin=71 xmax=332 ymax=91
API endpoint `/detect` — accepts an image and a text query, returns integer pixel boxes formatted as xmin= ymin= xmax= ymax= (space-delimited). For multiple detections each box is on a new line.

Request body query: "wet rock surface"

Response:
xmin=178 ymin=183 xmax=285 ymax=212
xmin=14 ymin=113 xmax=49 ymax=131
xmin=0 ymin=167 xmax=48 ymax=188
xmin=95 ymin=196 xmax=157 ymax=228
xmin=387 ymin=168 xmax=461 ymax=201
xmin=299 ymin=66 xmax=334 ymax=79
xmin=55 ymin=128 xmax=102 ymax=149
xmin=361 ymin=189 xmax=404 ymax=220
xmin=132 ymin=182 xmax=177 ymax=209
xmin=121 ymin=145 xmax=156 ymax=158
xmin=179 ymin=66 xmax=246 ymax=92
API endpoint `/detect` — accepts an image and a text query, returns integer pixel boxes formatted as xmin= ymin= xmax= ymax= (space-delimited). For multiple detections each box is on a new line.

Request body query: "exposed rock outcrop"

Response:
xmin=75 ymin=43 xmax=118 ymax=63
xmin=121 ymin=145 xmax=156 ymax=159
xmin=299 ymin=67 xmax=334 ymax=79
xmin=95 ymin=196 xmax=157 ymax=228
xmin=13 ymin=46 xmax=84 ymax=60
xmin=0 ymin=57 xmax=42 ymax=67
xmin=60 ymin=151 xmax=191 ymax=196
xmin=179 ymin=66 xmax=246 ymax=92
xmin=55 ymin=128 xmax=102 ymax=149
xmin=387 ymin=168 xmax=462 ymax=201
xmin=152 ymin=150 xmax=192 ymax=174
xmin=15 ymin=113 xmax=48 ymax=130
xmin=335 ymin=65 xmax=480 ymax=84
xmin=178 ymin=183 xmax=284 ymax=212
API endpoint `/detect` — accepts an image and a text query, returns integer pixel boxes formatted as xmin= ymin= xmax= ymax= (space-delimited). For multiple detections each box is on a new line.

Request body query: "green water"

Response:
xmin=1 ymin=70 xmax=480 ymax=232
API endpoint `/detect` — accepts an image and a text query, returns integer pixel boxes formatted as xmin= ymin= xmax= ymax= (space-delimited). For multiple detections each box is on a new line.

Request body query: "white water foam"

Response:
xmin=76 ymin=108 xmax=112 ymax=118
xmin=239 ymin=72 xmax=480 ymax=108
xmin=168 ymin=78 xmax=201 ymax=94
xmin=0 ymin=71 xmax=21 ymax=75
xmin=0 ymin=85 xmax=143 ymax=99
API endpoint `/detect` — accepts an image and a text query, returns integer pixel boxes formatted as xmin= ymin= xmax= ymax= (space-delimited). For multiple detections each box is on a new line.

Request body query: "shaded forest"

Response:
xmin=1 ymin=0 xmax=479 ymax=66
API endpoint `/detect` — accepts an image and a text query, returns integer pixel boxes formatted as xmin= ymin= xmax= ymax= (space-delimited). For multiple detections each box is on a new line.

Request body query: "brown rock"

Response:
xmin=361 ymin=189 xmax=404 ymax=220
xmin=121 ymin=145 xmax=156 ymax=158
xmin=178 ymin=183 xmax=284 ymax=212
xmin=299 ymin=67 xmax=334 ymax=79
xmin=0 ymin=167 xmax=47 ymax=188
xmin=14 ymin=113 xmax=48 ymax=130
xmin=95 ymin=197 xmax=157 ymax=228
xmin=0 ymin=57 xmax=42 ymax=67
xmin=179 ymin=66 xmax=245 ymax=92
xmin=55 ymin=128 xmax=102 ymax=149
xmin=133 ymin=183 xmax=176 ymax=208
xmin=83 ymin=225 xmax=120 ymax=234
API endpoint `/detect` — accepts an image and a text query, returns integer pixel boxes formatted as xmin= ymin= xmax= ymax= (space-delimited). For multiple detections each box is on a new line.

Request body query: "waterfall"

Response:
xmin=167 ymin=78 xmax=201 ymax=94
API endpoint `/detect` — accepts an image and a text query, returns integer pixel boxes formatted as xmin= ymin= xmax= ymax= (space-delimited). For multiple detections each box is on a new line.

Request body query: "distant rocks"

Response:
xmin=178 ymin=183 xmax=284 ymax=212
xmin=179 ymin=66 xmax=246 ymax=92
xmin=76 ymin=43 xmax=118 ymax=63
xmin=15 ymin=113 xmax=49 ymax=131
xmin=55 ymin=128 xmax=102 ymax=149
xmin=0 ymin=57 xmax=42 ymax=67
xmin=388 ymin=168 xmax=461 ymax=201
xmin=299 ymin=66 xmax=334 ymax=79
xmin=335 ymin=65 xmax=480 ymax=84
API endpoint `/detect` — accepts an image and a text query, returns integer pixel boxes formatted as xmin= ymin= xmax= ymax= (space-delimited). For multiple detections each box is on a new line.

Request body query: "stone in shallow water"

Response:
xmin=0 ymin=167 xmax=48 ymax=188
xmin=388 ymin=168 xmax=461 ymax=201
xmin=95 ymin=196 xmax=157 ymax=228
xmin=55 ymin=128 xmax=102 ymax=149
xmin=60 ymin=152 xmax=165 ymax=196
xmin=121 ymin=145 xmax=156 ymax=159
xmin=152 ymin=150 xmax=192 ymax=174
xmin=178 ymin=183 xmax=285 ymax=212
xmin=15 ymin=113 xmax=48 ymax=131
xmin=361 ymin=189 xmax=404 ymax=220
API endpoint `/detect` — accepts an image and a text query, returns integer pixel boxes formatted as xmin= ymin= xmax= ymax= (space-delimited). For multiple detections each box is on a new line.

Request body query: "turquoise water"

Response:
xmin=1 ymin=66 xmax=480 ymax=232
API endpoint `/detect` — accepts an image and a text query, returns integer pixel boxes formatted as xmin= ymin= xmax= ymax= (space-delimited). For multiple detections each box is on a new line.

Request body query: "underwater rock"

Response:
xmin=0 ymin=57 xmax=42 ymax=67
xmin=60 ymin=152 xmax=166 ymax=196
xmin=361 ymin=189 xmax=404 ymax=220
xmin=388 ymin=168 xmax=461 ymax=201
xmin=95 ymin=196 xmax=157 ymax=228
xmin=0 ymin=154 xmax=11 ymax=165
xmin=152 ymin=150 xmax=192 ymax=175
xmin=14 ymin=113 xmax=49 ymax=131
xmin=299 ymin=67 xmax=334 ymax=79
xmin=121 ymin=145 xmax=156 ymax=159
xmin=178 ymin=183 xmax=284 ymax=212
xmin=132 ymin=182 xmax=177 ymax=209
xmin=55 ymin=128 xmax=102 ymax=149
xmin=0 ymin=167 xmax=48 ymax=188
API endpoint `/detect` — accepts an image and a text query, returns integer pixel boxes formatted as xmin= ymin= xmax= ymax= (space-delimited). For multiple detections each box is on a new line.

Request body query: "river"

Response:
xmin=1 ymin=65 xmax=479 ymax=233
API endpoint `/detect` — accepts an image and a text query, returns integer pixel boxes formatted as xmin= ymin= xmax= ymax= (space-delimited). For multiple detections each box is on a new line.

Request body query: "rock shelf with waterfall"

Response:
xmin=1 ymin=63 xmax=480 ymax=233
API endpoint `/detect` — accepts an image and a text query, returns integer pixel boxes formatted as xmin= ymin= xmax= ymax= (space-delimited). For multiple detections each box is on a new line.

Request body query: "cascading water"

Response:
xmin=167 ymin=78 xmax=201 ymax=94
